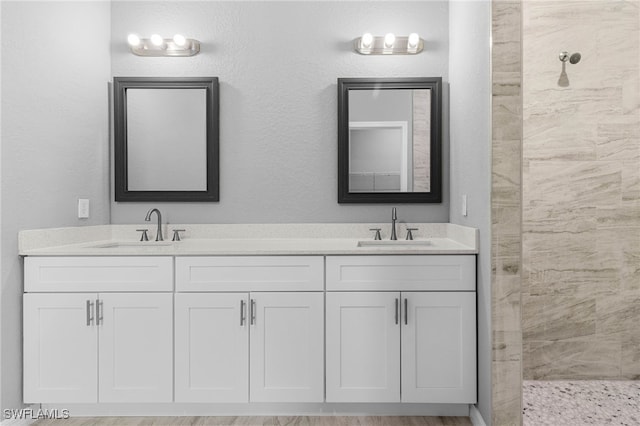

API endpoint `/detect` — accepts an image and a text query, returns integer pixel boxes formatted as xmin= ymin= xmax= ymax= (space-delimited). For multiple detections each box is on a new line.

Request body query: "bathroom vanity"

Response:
xmin=20 ymin=223 xmax=477 ymax=416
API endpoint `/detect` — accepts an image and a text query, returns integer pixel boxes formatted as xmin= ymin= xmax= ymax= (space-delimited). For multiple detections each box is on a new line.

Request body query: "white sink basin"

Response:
xmin=89 ymin=241 xmax=174 ymax=248
xmin=357 ymin=240 xmax=432 ymax=248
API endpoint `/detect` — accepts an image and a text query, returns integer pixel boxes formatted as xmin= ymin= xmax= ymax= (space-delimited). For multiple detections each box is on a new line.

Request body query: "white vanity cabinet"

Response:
xmin=249 ymin=291 xmax=324 ymax=403
xmin=174 ymin=293 xmax=249 ymax=403
xmin=325 ymin=255 xmax=477 ymax=404
xmin=22 ymin=250 xmax=477 ymax=410
xmin=23 ymin=293 xmax=98 ymax=403
xmin=325 ymin=292 xmax=401 ymax=402
xmin=23 ymin=257 xmax=173 ymax=404
xmin=401 ymin=291 xmax=476 ymax=403
xmin=174 ymin=256 xmax=325 ymax=403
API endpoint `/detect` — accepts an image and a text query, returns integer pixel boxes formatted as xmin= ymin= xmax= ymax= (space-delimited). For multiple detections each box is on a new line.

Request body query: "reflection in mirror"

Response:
xmin=113 ymin=77 xmax=219 ymax=202
xmin=348 ymin=89 xmax=431 ymax=193
xmin=127 ymin=89 xmax=207 ymax=191
xmin=338 ymin=78 xmax=442 ymax=203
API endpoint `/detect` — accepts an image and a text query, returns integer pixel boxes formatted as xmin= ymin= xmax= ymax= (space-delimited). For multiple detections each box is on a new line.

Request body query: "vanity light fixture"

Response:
xmin=354 ymin=32 xmax=424 ymax=55
xmin=127 ymin=34 xmax=141 ymax=47
xmin=127 ymin=33 xmax=200 ymax=57
xmin=407 ymin=32 xmax=420 ymax=53
xmin=173 ymin=34 xmax=187 ymax=47
xmin=361 ymin=33 xmax=374 ymax=49
xmin=383 ymin=33 xmax=396 ymax=48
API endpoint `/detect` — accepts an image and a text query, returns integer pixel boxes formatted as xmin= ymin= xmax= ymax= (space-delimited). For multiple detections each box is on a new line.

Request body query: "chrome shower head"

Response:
xmin=559 ymin=51 xmax=581 ymax=64
xmin=569 ymin=52 xmax=581 ymax=64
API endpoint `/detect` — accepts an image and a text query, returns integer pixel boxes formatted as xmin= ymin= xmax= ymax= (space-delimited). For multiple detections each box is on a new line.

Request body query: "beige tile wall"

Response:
xmin=492 ymin=1 xmax=523 ymax=425
xmin=522 ymin=1 xmax=640 ymax=380
xmin=413 ymin=89 xmax=431 ymax=192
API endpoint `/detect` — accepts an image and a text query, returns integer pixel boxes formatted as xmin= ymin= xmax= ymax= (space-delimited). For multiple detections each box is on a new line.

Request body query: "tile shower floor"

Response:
xmin=523 ymin=380 xmax=640 ymax=425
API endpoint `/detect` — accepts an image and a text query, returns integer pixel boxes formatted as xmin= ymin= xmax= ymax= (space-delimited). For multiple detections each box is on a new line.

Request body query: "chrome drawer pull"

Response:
xmin=250 ymin=299 xmax=256 ymax=325
xmin=86 ymin=300 xmax=94 ymax=326
xmin=404 ymin=298 xmax=408 ymax=325
xmin=96 ymin=299 xmax=103 ymax=326
xmin=395 ymin=298 xmax=399 ymax=325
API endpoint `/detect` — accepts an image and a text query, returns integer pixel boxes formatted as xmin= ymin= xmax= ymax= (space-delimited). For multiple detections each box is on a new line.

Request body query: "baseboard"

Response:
xmin=469 ymin=404 xmax=487 ymax=426
xmin=40 ymin=402 xmax=470 ymax=417
xmin=0 ymin=420 xmax=36 ymax=426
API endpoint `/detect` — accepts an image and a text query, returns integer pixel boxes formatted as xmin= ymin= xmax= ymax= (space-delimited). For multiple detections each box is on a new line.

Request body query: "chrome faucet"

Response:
xmin=144 ymin=208 xmax=163 ymax=241
xmin=390 ymin=207 xmax=398 ymax=240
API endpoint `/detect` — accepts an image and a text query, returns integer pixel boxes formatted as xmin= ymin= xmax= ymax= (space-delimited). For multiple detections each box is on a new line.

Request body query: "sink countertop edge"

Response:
xmin=19 ymin=224 xmax=479 ymax=256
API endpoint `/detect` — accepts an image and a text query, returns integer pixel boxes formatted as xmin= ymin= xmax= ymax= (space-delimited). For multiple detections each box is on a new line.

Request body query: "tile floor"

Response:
xmin=523 ymin=380 xmax=640 ymax=425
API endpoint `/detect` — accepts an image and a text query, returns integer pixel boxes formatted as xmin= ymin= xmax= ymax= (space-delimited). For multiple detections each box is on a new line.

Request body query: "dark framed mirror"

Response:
xmin=113 ymin=77 xmax=219 ymax=202
xmin=337 ymin=77 xmax=442 ymax=203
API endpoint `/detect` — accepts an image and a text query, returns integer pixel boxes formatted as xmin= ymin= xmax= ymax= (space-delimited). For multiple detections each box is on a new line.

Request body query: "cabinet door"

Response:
xmin=23 ymin=293 xmax=98 ymax=403
xmin=326 ymin=292 xmax=401 ymax=403
xmin=98 ymin=293 xmax=173 ymax=403
xmin=249 ymin=292 xmax=324 ymax=402
xmin=174 ymin=293 xmax=249 ymax=403
xmin=401 ymin=292 xmax=476 ymax=403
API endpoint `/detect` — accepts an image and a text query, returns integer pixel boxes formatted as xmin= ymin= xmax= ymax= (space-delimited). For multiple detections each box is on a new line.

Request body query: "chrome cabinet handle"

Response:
xmin=404 ymin=298 xmax=408 ymax=325
xmin=395 ymin=298 xmax=399 ymax=325
xmin=86 ymin=300 xmax=94 ymax=326
xmin=96 ymin=299 xmax=103 ymax=326
xmin=240 ymin=299 xmax=246 ymax=326
xmin=250 ymin=299 xmax=256 ymax=325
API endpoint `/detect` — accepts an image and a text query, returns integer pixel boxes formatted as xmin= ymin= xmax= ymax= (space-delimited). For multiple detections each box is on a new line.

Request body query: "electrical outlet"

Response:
xmin=78 ymin=199 xmax=90 ymax=219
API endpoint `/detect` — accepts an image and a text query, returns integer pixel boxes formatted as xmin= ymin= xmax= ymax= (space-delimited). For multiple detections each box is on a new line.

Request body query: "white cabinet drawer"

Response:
xmin=326 ymin=255 xmax=475 ymax=291
xmin=24 ymin=257 xmax=173 ymax=292
xmin=176 ymin=256 xmax=324 ymax=292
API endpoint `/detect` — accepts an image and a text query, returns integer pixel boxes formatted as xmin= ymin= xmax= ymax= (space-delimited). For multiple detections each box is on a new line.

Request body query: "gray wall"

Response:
xmin=110 ymin=1 xmax=450 ymax=225
xmin=0 ymin=1 xmax=111 ymax=411
xmin=449 ymin=1 xmax=492 ymax=424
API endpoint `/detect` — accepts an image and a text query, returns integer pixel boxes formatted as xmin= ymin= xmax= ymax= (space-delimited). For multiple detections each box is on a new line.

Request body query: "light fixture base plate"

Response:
xmin=130 ymin=39 xmax=200 ymax=57
xmin=354 ymin=36 xmax=424 ymax=55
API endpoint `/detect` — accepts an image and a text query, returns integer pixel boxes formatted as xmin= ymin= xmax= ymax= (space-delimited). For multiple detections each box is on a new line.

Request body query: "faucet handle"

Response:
xmin=369 ymin=228 xmax=382 ymax=241
xmin=406 ymin=228 xmax=418 ymax=241
xmin=136 ymin=229 xmax=149 ymax=242
xmin=172 ymin=229 xmax=185 ymax=242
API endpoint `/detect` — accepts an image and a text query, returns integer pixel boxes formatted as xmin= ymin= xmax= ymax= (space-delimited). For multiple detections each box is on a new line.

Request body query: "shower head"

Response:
xmin=559 ymin=51 xmax=582 ymax=64
xmin=569 ymin=52 xmax=581 ymax=64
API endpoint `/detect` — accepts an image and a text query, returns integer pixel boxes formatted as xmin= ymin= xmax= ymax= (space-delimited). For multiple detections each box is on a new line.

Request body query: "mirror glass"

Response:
xmin=113 ymin=77 xmax=219 ymax=202
xmin=338 ymin=78 xmax=442 ymax=203
xmin=127 ymin=88 xmax=207 ymax=191
xmin=348 ymin=89 xmax=431 ymax=193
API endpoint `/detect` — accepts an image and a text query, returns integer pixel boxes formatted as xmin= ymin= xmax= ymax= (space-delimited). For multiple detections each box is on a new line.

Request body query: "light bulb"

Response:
xmin=408 ymin=33 xmax=420 ymax=48
xmin=127 ymin=34 xmax=140 ymax=47
xmin=150 ymin=34 xmax=164 ymax=47
xmin=361 ymin=33 xmax=373 ymax=48
xmin=173 ymin=34 xmax=187 ymax=47
xmin=384 ymin=33 xmax=395 ymax=48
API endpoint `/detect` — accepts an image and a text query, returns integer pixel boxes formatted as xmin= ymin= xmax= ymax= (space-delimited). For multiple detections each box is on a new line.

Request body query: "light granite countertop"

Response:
xmin=19 ymin=223 xmax=478 ymax=256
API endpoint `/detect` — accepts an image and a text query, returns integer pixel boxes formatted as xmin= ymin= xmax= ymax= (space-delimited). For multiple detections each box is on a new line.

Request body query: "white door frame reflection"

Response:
xmin=348 ymin=121 xmax=409 ymax=192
